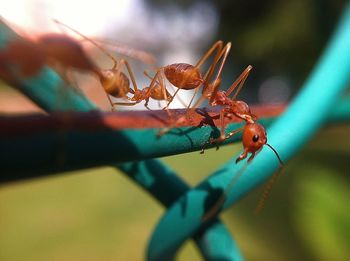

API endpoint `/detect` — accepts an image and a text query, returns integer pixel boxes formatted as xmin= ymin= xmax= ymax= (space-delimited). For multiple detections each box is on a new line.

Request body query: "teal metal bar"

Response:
xmin=147 ymin=3 xmax=350 ymax=260
xmin=0 ymin=96 xmax=349 ymax=179
xmin=118 ymin=161 xmax=243 ymax=261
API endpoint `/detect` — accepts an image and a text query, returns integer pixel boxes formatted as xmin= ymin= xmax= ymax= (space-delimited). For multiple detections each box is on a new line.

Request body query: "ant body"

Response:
xmin=145 ymin=40 xmax=226 ymax=110
xmin=0 ymin=19 xmax=163 ymax=110
xmin=201 ymin=118 xmax=284 ymax=222
xmin=0 ymin=18 xmax=100 ymax=83
xmin=52 ymin=20 xmax=181 ymax=111
xmin=198 ymin=62 xmax=282 ymax=164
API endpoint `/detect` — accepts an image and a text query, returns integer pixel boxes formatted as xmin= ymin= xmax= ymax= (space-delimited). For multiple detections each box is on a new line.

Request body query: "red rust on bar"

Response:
xmin=0 ymin=104 xmax=285 ymax=136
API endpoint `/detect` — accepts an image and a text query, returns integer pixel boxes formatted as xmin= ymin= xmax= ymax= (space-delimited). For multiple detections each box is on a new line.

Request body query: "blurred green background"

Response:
xmin=1 ymin=0 xmax=350 ymax=260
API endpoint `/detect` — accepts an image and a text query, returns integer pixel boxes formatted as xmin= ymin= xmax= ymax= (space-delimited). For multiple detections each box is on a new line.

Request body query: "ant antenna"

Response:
xmin=265 ymin=143 xmax=284 ymax=167
xmin=254 ymin=143 xmax=284 ymax=214
xmin=52 ymin=19 xmax=118 ymax=67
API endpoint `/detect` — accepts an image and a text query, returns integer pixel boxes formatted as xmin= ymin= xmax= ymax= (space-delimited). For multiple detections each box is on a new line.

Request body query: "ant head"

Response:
xmin=242 ymin=123 xmax=267 ymax=154
xmin=242 ymin=123 xmax=284 ymax=166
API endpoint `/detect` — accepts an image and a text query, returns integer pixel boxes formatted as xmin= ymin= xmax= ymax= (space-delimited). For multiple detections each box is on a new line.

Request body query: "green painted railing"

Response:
xmin=1 ymin=3 xmax=350 ymax=260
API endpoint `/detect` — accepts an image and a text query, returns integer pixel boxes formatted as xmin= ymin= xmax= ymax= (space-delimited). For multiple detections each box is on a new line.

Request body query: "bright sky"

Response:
xmin=0 ymin=0 xmax=136 ymax=35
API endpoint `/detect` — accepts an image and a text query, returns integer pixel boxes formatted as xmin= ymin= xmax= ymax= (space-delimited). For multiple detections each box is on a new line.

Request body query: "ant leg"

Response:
xmin=145 ymin=70 xmax=182 ymax=109
xmin=167 ymin=85 xmax=187 ymax=108
xmin=247 ymin=152 xmax=256 ymax=163
xmin=145 ymin=69 xmax=169 ymax=111
xmin=187 ymin=41 xmax=225 ymax=109
xmin=214 ymin=109 xmax=229 ymax=143
xmin=118 ymin=59 xmax=139 ymax=93
xmin=107 ymin=95 xmax=118 ymax=111
xmin=164 ymin=87 xmax=180 ymax=110
xmin=113 ymin=101 xmax=138 ymax=106
xmin=194 ymin=40 xmax=223 ymax=69
xmin=159 ymin=72 xmax=173 ymax=117
xmin=146 ymin=70 xmax=187 ymax=109
xmin=80 ymin=37 xmax=157 ymax=66
xmin=201 ymin=110 xmax=243 ymax=153
xmin=235 ymin=148 xmax=249 ymax=163
xmin=144 ymin=98 xmax=152 ymax=110
xmin=190 ymin=42 xmax=232 ymax=109
xmin=111 ymin=93 xmax=139 ymax=110
xmin=53 ymin=19 xmax=119 ymax=69
xmin=207 ymin=43 xmax=231 ymax=104
xmin=200 ymin=111 xmax=226 ymax=153
xmin=226 ymin=65 xmax=253 ymax=100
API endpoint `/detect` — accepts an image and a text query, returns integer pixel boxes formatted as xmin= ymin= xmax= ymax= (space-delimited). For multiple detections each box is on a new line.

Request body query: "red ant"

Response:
xmin=186 ymin=42 xmax=257 ymax=142
xmin=196 ymin=55 xmax=283 ymax=163
xmin=1 ymin=19 xmax=162 ymax=111
xmin=178 ymin=43 xmax=283 ymax=218
xmin=201 ymin=121 xmax=284 ymax=222
xmin=103 ymin=39 xmax=226 ymax=112
xmin=53 ymin=20 xmax=186 ymax=111
xmin=51 ymin=20 xmax=161 ymax=110
xmin=0 ymin=18 xmax=100 ymax=83
xmin=145 ymin=40 xmax=226 ymax=111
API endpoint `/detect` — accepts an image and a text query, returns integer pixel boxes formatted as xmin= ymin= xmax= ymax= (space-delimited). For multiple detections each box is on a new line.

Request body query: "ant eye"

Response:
xmin=252 ymin=134 xmax=259 ymax=142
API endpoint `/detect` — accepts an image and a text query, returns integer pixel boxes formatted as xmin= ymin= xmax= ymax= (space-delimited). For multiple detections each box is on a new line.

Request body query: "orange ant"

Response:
xmin=0 ymin=18 xmax=101 ymax=83
xmin=156 ymin=42 xmax=255 ymax=136
xmin=201 ymin=121 xmax=284 ymax=222
xmin=145 ymin=40 xmax=226 ymax=111
xmin=1 ymin=18 xmax=161 ymax=111
xmin=185 ymin=41 xmax=257 ymax=142
xmin=197 ymin=65 xmax=284 ymax=221
xmin=51 ymin=20 xmax=156 ymax=110
xmin=53 ymin=20 xmax=185 ymax=111
xmin=196 ymin=58 xmax=283 ymax=163
xmin=99 ymin=39 xmax=226 ymax=112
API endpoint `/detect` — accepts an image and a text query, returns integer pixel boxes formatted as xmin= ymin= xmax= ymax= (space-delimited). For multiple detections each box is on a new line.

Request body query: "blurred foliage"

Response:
xmin=294 ymin=166 xmax=349 ymax=260
xmin=0 ymin=125 xmax=349 ymax=260
xmin=147 ymin=0 xmax=347 ymax=102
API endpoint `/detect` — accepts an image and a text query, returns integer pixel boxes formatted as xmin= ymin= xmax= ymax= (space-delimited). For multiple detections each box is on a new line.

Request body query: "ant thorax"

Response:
xmin=231 ymin=100 xmax=255 ymax=123
xmin=211 ymin=90 xmax=231 ymax=106
xmin=131 ymin=89 xmax=145 ymax=101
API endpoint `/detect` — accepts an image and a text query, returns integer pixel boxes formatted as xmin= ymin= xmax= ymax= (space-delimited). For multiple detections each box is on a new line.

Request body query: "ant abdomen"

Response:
xmin=100 ymin=69 xmax=130 ymax=98
xmin=164 ymin=63 xmax=203 ymax=90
